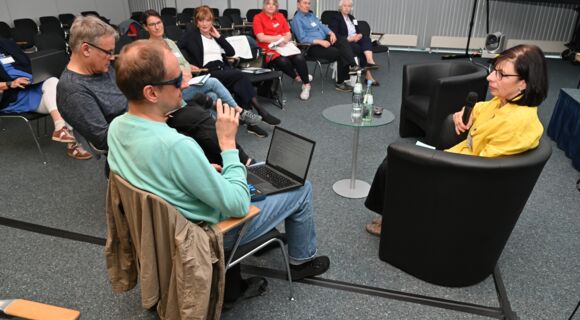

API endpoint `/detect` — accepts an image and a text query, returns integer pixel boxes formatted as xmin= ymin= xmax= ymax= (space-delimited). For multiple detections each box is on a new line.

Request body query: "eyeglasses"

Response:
xmin=84 ymin=42 xmax=115 ymax=57
xmin=492 ymin=68 xmax=519 ymax=81
xmin=148 ymin=73 xmax=183 ymax=89
xmin=146 ymin=20 xmax=163 ymax=28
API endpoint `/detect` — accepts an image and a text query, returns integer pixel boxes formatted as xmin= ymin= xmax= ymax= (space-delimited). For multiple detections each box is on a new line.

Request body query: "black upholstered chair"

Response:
xmin=378 ymin=115 xmax=552 ymax=287
xmin=400 ymin=61 xmax=488 ymax=148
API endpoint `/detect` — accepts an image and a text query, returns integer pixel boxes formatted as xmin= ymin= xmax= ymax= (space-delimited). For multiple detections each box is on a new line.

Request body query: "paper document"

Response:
xmin=225 ymin=35 xmax=254 ymax=59
xmin=273 ymin=42 xmax=301 ymax=56
xmin=415 ymin=141 xmax=436 ymax=149
xmin=188 ymin=74 xmax=210 ymax=86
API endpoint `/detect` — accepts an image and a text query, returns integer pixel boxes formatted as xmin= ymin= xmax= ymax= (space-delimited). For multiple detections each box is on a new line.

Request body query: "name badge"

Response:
xmin=310 ymin=22 xmax=317 ymax=27
xmin=273 ymin=22 xmax=280 ymax=28
xmin=0 ymin=55 xmax=15 ymax=65
xmin=353 ymin=19 xmax=358 ymax=26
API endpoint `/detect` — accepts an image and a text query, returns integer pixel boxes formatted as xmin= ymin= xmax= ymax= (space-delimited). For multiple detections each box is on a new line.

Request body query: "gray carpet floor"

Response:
xmin=0 ymin=51 xmax=578 ymax=320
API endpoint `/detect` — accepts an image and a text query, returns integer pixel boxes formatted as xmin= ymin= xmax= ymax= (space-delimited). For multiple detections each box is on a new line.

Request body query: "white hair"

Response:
xmin=338 ymin=0 xmax=353 ymax=8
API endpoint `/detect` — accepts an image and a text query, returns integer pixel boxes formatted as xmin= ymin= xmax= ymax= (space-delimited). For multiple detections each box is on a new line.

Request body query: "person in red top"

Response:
xmin=253 ymin=0 xmax=312 ymax=100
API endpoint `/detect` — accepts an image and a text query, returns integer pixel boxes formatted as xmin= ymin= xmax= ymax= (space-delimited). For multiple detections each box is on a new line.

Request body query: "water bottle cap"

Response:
xmin=367 ymin=79 xmax=372 ymax=86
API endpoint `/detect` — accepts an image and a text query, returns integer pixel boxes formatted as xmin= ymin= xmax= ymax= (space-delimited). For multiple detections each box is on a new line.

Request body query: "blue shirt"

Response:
xmin=107 ymin=113 xmax=251 ymax=224
xmin=291 ymin=10 xmax=331 ymax=44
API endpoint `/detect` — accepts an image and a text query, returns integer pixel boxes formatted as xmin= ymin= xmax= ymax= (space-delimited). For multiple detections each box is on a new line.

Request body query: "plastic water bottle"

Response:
xmin=362 ymin=79 xmax=374 ymax=122
xmin=351 ymin=70 xmax=363 ymax=123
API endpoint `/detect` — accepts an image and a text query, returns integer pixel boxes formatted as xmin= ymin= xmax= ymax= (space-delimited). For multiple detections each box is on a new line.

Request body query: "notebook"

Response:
xmin=247 ymin=127 xmax=315 ymax=197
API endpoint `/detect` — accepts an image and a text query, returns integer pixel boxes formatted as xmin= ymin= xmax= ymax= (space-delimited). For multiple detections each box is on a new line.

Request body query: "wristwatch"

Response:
xmin=5 ymin=81 xmax=11 ymax=88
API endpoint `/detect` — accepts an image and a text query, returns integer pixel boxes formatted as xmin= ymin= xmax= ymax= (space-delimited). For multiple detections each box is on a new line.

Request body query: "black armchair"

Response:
xmin=378 ymin=115 xmax=552 ymax=287
xmin=400 ymin=61 xmax=488 ymax=148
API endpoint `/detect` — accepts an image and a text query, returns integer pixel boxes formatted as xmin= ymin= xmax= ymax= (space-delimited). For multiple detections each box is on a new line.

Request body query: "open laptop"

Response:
xmin=247 ymin=127 xmax=316 ymax=197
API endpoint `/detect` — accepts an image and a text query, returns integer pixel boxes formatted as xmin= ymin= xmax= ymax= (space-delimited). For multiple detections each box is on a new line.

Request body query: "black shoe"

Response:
xmin=247 ymin=125 xmax=268 ymax=138
xmin=260 ymin=112 xmax=281 ymax=125
xmin=290 ymin=256 xmax=330 ymax=281
xmin=349 ymin=65 xmax=363 ymax=74
xmin=365 ymin=63 xmax=379 ymax=70
xmin=335 ymin=82 xmax=353 ymax=92
xmin=223 ymin=277 xmax=268 ymax=311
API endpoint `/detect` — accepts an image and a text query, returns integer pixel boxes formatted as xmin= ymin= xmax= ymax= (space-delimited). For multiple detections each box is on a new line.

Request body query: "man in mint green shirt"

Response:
xmin=107 ymin=40 xmax=329 ymax=282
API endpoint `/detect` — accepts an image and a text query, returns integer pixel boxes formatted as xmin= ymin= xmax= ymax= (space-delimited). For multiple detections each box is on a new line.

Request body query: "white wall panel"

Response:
xmin=317 ymin=0 xmax=579 ymax=52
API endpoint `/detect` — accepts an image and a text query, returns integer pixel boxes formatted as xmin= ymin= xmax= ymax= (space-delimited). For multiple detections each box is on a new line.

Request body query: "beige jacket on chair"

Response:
xmin=105 ymin=173 xmax=225 ymax=320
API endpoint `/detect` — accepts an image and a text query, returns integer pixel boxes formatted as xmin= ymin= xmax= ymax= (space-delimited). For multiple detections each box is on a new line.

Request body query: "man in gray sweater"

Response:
xmin=57 ymin=15 xmax=252 ymax=165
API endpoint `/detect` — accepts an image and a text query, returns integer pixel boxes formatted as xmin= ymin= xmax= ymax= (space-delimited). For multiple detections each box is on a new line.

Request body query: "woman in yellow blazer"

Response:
xmin=365 ymin=44 xmax=548 ymax=235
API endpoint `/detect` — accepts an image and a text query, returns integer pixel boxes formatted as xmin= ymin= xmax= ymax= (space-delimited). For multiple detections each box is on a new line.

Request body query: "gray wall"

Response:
xmin=0 ymin=0 xmax=130 ymax=25
xmin=317 ymin=0 xmax=579 ymax=53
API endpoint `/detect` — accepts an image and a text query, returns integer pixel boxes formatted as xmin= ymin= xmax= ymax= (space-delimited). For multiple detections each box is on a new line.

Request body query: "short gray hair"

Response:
xmin=339 ymin=0 xmax=353 ymax=8
xmin=69 ymin=15 xmax=118 ymax=52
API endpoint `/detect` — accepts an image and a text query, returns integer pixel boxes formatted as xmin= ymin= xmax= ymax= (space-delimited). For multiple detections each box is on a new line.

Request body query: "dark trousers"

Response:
xmin=209 ymin=66 xmax=256 ymax=110
xmin=308 ymin=35 xmax=356 ymax=83
xmin=349 ymin=35 xmax=373 ymax=67
xmin=269 ymin=54 xmax=310 ymax=84
xmin=167 ymin=103 xmax=250 ymax=166
xmin=364 ymin=155 xmax=388 ymax=215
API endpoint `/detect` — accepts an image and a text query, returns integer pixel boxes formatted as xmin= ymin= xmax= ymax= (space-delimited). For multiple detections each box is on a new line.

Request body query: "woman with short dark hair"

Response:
xmin=365 ymin=44 xmax=548 ymax=236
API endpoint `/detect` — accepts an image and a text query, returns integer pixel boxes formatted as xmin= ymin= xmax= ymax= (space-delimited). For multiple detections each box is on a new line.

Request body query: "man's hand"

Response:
xmin=211 ymin=163 xmax=223 ymax=172
xmin=329 ymin=32 xmax=337 ymax=44
xmin=215 ymin=99 xmax=239 ymax=151
xmin=181 ymin=71 xmax=192 ymax=90
xmin=315 ymin=39 xmax=331 ymax=48
xmin=453 ymin=107 xmax=473 ymax=135
xmin=11 ymin=77 xmax=30 ymax=89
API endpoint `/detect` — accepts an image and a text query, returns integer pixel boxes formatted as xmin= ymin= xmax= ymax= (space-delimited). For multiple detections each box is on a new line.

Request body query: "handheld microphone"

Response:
xmin=462 ymin=92 xmax=479 ymax=125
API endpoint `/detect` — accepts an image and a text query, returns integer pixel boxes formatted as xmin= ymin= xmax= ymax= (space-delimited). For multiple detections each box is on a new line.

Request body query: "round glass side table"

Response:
xmin=322 ymin=104 xmax=395 ymax=198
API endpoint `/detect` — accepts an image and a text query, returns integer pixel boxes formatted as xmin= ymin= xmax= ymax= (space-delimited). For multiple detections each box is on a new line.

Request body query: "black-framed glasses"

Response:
xmin=84 ymin=42 xmax=115 ymax=57
xmin=146 ymin=20 xmax=163 ymax=28
xmin=148 ymin=73 xmax=183 ymax=89
xmin=492 ymin=68 xmax=519 ymax=81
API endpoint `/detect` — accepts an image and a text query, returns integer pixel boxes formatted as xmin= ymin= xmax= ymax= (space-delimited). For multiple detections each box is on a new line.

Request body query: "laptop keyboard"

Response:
xmin=249 ymin=166 xmax=295 ymax=189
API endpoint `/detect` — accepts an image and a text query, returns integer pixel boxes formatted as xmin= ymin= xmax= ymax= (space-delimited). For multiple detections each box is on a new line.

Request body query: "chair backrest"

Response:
xmin=223 ymin=8 xmax=241 ymax=19
xmin=14 ymin=18 xmax=38 ymax=33
xmin=39 ymin=23 xmax=65 ymax=39
xmin=58 ymin=14 xmax=76 ymax=28
xmin=39 ymin=16 xmax=62 ymax=28
xmin=218 ymin=16 xmax=233 ymax=28
xmin=161 ymin=7 xmax=177 ymax=17
xmin=0 ymin=21 xmax=11 ymax=39
xmin=246 ymin=9 xmax=261 ymax=22
xmin=320 ymin=10 xmax=339 ymax=26
xmin=211 ymin=8 xmax=220 ymax=18
xmin=29 ymin=49 xmax=69 ymax=83
xmin=357 ymin=20 xmax=371 ymax=37
xmin=230 ymin=13 xmax=243 ymax=26
xmin=182 ymin=7 xmax=195 ymax=19
xmin=279 ymin=9 xmax=288 ymax=19
xmin=81 ymin=11 xmax=99 ymax=17
xmin=165 ymin=24 xmax=183 ymax=42
xmin=130 ymin=11 xmax=143 ymax=23
xmin=380 ymin=138 xmax=552 ymax=287
xmin=10 ymin=28 xmax=35 ymax=49
xmin=33 ymin=33 xmax=67 ymax=51
xmin=115 ymin=35 xmax=133 ymax=54
xmin=161 ymin=14 xmax=177 ymax=27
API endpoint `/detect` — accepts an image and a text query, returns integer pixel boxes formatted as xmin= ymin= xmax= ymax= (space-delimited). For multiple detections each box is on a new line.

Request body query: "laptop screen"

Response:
xmin=266 ymin=127 xmax=315 ymax=181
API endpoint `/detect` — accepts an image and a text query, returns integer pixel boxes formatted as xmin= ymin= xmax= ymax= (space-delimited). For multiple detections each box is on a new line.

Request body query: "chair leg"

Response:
xmin=386 ymin=49 xmax=391 ymax=73
xmin=316 ymin=61 xmax=324 ymax=93
xmin=276 ymin=76 xmax=285 ymax=109
xmin=274 ymin=238 xmax=294 ymax=301
xmin=22 ymin=118 xmax=47 ymax=165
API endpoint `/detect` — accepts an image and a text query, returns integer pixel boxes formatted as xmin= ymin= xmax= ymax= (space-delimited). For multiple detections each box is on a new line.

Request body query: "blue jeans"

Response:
xmin=223 ymin=181 xmax=317 ymax=264
xmin=182 ymin=77 xmax=238 ymax=107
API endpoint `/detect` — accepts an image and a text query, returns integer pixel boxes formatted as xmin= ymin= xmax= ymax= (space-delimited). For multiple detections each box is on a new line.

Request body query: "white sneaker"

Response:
xmin=300 ymin=85 xmax=311 ymax=100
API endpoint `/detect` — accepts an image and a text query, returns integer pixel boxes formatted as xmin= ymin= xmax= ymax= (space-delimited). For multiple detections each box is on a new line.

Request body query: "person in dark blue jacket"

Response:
xmin=329 ymin=0 xmax=379 ymax=85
